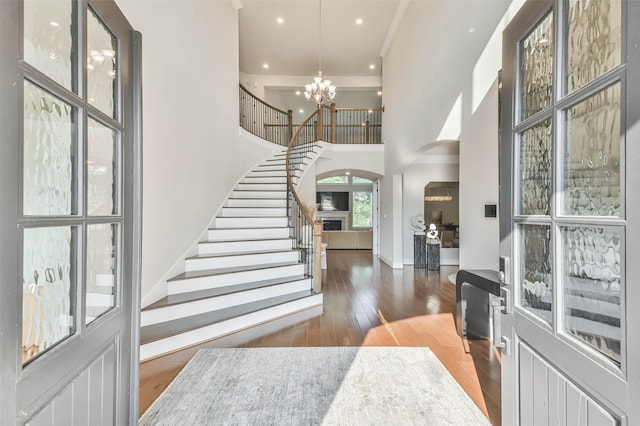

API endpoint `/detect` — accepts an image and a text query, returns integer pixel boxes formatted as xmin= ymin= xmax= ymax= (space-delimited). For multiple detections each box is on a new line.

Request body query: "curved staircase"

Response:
xmin=140 ymin=145 xmax=323 ymax=361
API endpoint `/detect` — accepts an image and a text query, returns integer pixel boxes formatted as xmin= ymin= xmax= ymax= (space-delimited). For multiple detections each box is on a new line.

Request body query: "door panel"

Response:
xmin=0 ymin=0 xmax=141 ymax=424
xmin=500 ymin=0 xmax=638 ymax=424
xmin=26 ymin=342 xmax=116 ymax=425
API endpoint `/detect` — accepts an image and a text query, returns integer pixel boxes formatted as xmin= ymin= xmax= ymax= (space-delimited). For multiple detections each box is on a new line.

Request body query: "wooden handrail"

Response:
xmin=239 ymin=84 xmax=293 ymax=146
xmin=240 ymin=84 xmax=290 ymax=115
xmin=285 ymin=109 xmax=319 ymax=224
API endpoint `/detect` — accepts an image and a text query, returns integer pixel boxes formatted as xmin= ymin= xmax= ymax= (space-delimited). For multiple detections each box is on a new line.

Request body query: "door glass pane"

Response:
xmin=86 ymin=224 xmax=117 ymax=324
xmin=562 ymin=226 xmax=622 ymax=365
xmin=88 ymin=9 xmax=117 ymax=118
xmin=563 ymin=83 xmax=621 ymax=217
xmin=88 ymin=119 xmax=118 ymax=216
xmin=519 ymin=120 xmax=552 ymax=215
xmin=519 ymin=224 xmax=552 ymax=322
xmin=566 ymin=0 xmax=622 ymax=93
xmin=352 ymin=191 xmax=372 ymax=227
xmin=24 ymin=0 xmax=76 ymax=91
xmin=23 ymin=80 xmax=77 ymax=216
xmin=22 ymin=226 xmax=76 ymax=365
xmin=520 ymin=12 xmax=554 ymax=120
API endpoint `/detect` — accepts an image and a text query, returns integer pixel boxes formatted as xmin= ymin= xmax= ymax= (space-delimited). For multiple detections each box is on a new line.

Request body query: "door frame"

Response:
xmin=500 ymin=0 xmax=640 ymax=424
xmin=0 ymin=0 xmax=143 ymax=423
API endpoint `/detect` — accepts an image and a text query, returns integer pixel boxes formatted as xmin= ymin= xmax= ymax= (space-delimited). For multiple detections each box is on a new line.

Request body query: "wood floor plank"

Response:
xmin=139 ymin=250 xmax=501 ymax=425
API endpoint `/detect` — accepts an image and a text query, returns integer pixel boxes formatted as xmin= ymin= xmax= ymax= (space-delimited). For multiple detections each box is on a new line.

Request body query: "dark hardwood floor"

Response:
xmin=140 ymin=250 xmax=502 ymax=425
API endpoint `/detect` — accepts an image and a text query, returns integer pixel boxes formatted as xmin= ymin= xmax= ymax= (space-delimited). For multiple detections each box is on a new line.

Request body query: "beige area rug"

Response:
xmin=140 ymin=347 xmax=490 ymax=426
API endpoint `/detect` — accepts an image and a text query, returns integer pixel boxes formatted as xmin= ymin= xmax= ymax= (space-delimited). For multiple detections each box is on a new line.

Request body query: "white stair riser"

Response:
xmin=225 ymin=198 xmax=287 ymax=208
xmin=168 ymin=264 xmax=305 ymax=294
xmin=220 ymin=207 xmax=287 ymax=217
xmin=207 ymin=227 xmax=290 ymax=241
xmin=185 ymin=251 xmax=298 ymax=271
xmin=235 ymin=183 xmax=287 ymax=191
xmin=199 ymin=239 xmax=293 ymax=255
xmin=246 ymin=170 xmax=287 ymax=177
xmin=141 ymin=279 xmax=312 ymax=327
xmin=232 ymin=191 xmax=287 ymax=199
xmin=255 ymin=164 xmax=287 ymax=171
xmin=140 ymin=293 xmax=323 ymax=361
xmin=241 ymin=176 xmax=287 ymax=184
xmin=214 ymin=217 xmax=288 ymax=228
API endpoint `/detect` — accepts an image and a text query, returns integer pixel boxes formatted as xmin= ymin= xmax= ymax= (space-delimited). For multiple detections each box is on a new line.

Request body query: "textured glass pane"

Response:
xmin=88 ymin=119 xmax=117 ymax=215
xmin=519 ymin=225 xmax=552 ymax=322
xmin=519 ymin=120 xmax=552 ymax=215
xmin=22 ymin=226 xmax=75 ymax=365
xmin=562 ymin=226 xmax=621 ymax=365
xmin=88 ymin=9 xmax=117 ymax=118
xmin=567 ymin=0 xmax=622 ymax=93
xmin=520 ymin=12 xmax=554 ymax=120
xmin=23 ymin=81 xmax=76 ymax=215
xmin=24 ymin=0 xmax=76 ymax=91
xmin=86 ymin=224 xmax=117 ymax=324
xmin=564 ymin=84 xmax=621 ymax=216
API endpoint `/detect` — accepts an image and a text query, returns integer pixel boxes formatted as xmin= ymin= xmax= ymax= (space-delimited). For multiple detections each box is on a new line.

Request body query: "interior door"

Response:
xmin=500 ymin=0 xmax=639 ymax=424
xmin=0 ymin=0 xmax=142 ymax=424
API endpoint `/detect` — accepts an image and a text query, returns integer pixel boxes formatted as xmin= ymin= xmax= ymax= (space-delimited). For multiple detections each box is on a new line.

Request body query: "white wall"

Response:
xmin=315 ymin=144 xmax=384 ymax=178
xmin=402 ymin=162 xmax=458 ymax=265
xmin=115 ymin=0 xmax=272 ymax=304
xmin=380 ymin=0 xmax=524 ymax=270
xmin=459 ymin=79 xmax=500 ymax=269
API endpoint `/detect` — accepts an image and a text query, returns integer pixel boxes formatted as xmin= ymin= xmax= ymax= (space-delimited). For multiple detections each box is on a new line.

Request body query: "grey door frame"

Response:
xmin=0 ymin=0 xmax=142 ymax=423
xmin=500 ymin=0 xmax=640 ymax=424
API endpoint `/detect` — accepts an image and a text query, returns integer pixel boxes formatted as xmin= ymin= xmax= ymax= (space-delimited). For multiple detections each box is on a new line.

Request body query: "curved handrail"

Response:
xmin=239 ymin=84 xmax=293 ymax=146
xmin=285 ymin=109 xmax=319 ymax=223
xmin=285 ymin=108 xmax=323 ymax=291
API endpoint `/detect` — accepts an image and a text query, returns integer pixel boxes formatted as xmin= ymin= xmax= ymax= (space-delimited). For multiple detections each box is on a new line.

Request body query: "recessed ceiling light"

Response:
xmin=355 ymin=18 xmax=363 ymax=25
xmin=369 ymin=64 xmax=375 ymax=70
xmin=299 ymin=109 xmax=304 ymax=114
xmin=277 ymin=17 xmax=284 ymax=24
xmin=49 ymin=21 xmax=60 ymax=27
xmin=262 ymin=63 xmax=269 ymax=69
xmin=368 ymin=110 xmax=373 ymax=114
xmin=377 ymin=91 xmax=382 ymax=96
xmin=345 ymin=171 xmax=351 ymax=175
xmin=295 ymin=90 xmax=301 ymax=95
xmin=468 ymin=27 xmax=476 ymax=34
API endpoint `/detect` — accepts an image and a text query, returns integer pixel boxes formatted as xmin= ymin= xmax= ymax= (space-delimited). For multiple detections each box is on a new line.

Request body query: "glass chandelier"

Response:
xmin=304 ymin=0 xmax=336 ymax=106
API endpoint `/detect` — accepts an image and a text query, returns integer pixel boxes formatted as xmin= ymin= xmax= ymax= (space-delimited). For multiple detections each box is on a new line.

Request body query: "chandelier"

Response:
xmin=304 ymin=0 xmax=336 ymax=105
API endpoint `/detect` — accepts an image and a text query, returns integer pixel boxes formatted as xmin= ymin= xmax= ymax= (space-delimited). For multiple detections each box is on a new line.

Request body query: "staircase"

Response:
xmin=140 ymin=145 xmax=323 ymax=361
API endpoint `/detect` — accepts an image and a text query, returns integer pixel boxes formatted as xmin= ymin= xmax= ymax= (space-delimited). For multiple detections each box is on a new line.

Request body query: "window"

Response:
xmin=352 ymin=176 xmax=372 ymax=184
xmin=352 ymin=191 xmax=372 ymax=227
xmin=317 ymin=176 xmax=348 ymax=184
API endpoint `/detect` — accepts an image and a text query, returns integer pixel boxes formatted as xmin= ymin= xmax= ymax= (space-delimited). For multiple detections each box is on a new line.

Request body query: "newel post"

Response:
xmin=365 ymin=120 xmax=370 ymax=144
xmin=316 ymin=106 xmax=323 ymax=141
xmin=313 ymin=220 xmax=323 ymax=292
xmin=330 ymin=103 xmax=337 ymax=143
xmin=287 ymin=109 xmax=293 ymax=142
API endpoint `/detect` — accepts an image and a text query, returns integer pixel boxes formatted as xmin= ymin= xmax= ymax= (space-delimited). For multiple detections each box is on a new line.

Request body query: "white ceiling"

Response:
xmin=238 ymin=0 xmax=401 ymax=77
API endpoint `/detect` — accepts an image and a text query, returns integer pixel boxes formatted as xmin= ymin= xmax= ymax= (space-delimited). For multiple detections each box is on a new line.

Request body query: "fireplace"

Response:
xmin=322 ymin=219 xmax=343 ymax=231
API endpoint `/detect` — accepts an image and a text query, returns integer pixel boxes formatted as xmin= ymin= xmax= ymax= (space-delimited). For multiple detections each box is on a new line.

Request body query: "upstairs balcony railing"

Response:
xmin=239 ymin=84 xmax=383 ymax=146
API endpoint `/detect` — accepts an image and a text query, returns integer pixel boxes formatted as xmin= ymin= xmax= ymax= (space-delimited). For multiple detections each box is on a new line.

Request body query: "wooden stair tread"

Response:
xmin=168 ymin=261 xmax=301 ymax=281
xmin=140 ymin=291 xmax=314 ymax=345
xmin=143 ymin=275 xmax=309 ymax=311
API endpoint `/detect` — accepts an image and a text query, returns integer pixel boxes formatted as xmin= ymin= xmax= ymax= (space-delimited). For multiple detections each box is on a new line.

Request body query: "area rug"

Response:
xmin=140 ymin=347 xmax=489 ymax=425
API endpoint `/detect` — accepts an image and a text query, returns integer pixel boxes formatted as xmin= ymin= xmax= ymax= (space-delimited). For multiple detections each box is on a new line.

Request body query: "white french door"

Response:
xmin=500 ymin=0 xmax=639 ymax=424
xmin=0 ymin=0 xmax=142 ymax=424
